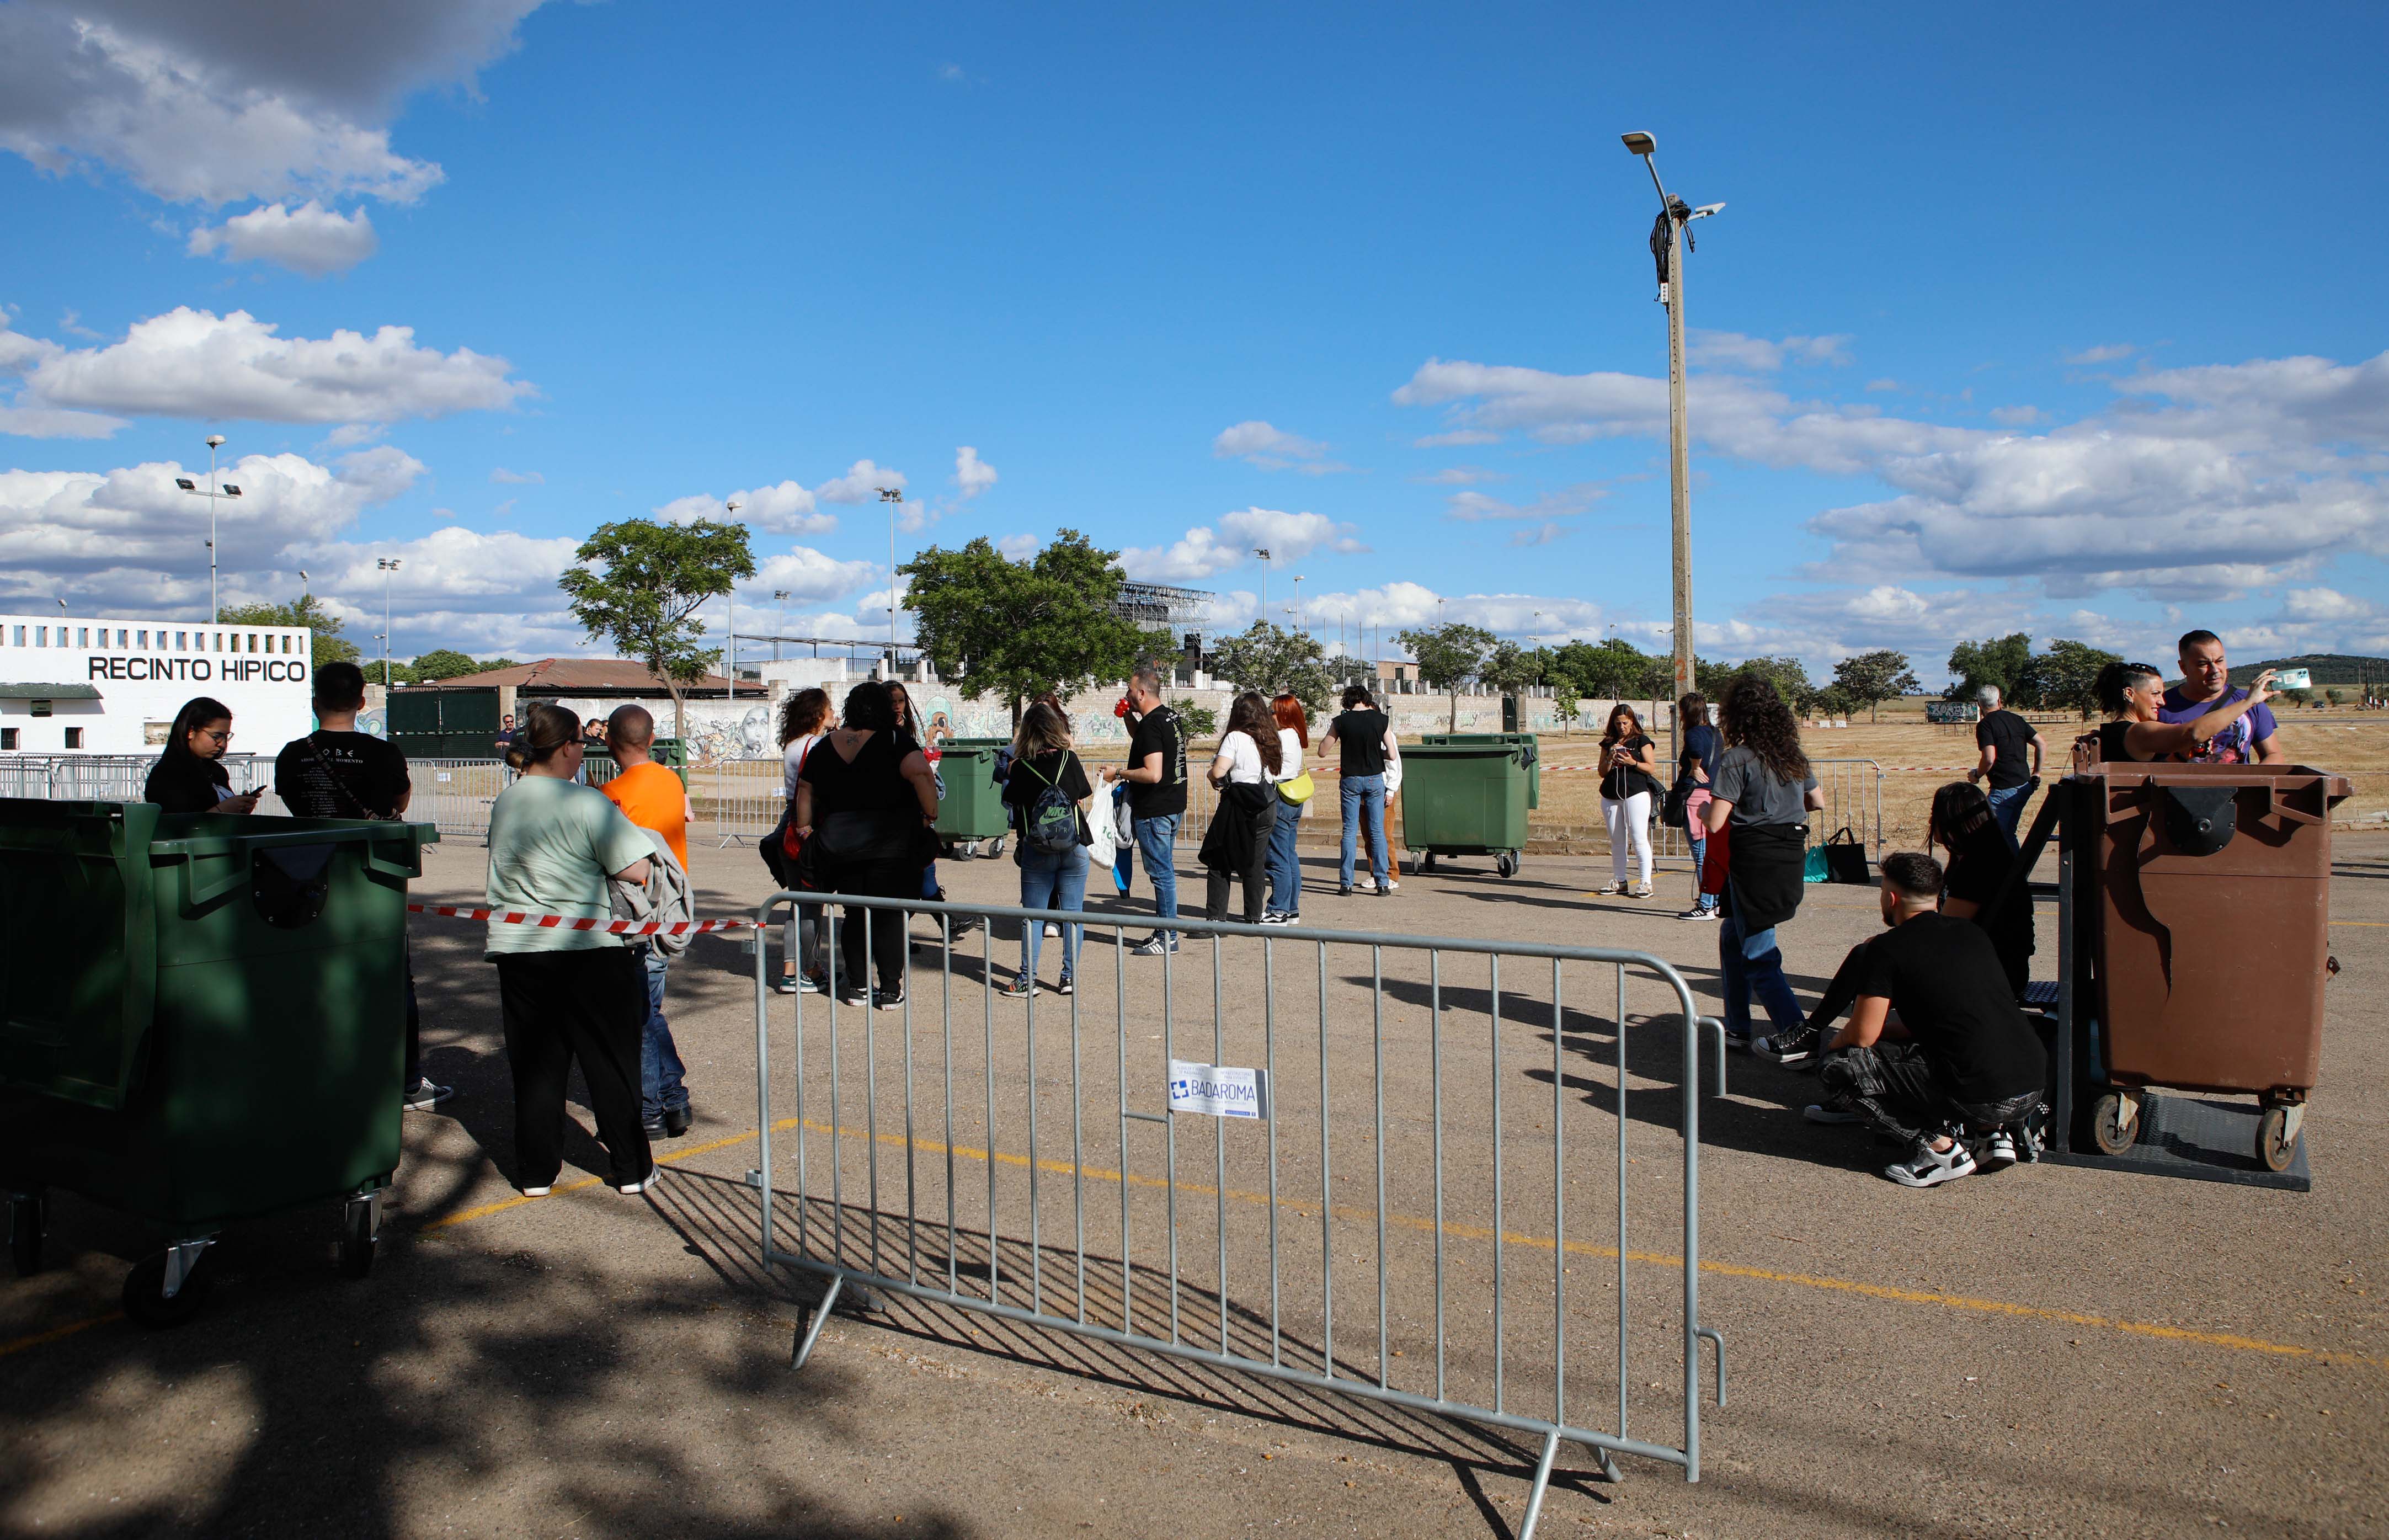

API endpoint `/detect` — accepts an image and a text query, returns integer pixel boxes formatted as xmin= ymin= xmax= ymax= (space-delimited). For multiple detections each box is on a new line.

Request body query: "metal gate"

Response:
xmin=749 ymin=894 xmax=1726 ymax=1536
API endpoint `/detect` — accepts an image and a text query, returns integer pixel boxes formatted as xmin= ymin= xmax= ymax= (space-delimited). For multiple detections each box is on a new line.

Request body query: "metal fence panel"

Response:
xmin=750 ymin=893 xmax=1726 ymax=1536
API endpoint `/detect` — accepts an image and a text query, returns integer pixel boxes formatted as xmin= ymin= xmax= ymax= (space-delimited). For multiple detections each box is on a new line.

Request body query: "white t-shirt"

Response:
xmin=1271 ymin=728 xmax=1303 ymax=785
xmin=1217 ymin=729 xmax=1266 ymax=785
xmin=782 ymin=733 xmax=823 ymax=803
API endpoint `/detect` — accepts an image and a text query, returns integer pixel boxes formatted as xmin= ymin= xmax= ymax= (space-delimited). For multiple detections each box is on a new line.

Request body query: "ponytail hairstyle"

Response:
xmin=2095 ymin=661 xmax=2164 ymax=717
xmin=1677 ymin=691 xmax=1710 ymax=728
xmin=506 ymin=702 xmax=583 ymax=771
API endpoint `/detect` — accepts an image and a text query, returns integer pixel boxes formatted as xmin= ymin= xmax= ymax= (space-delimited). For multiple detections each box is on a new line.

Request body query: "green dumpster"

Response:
xmin=1420 ymin=733 xmax=1540 ymax=809
xmin=1398 ymin=741 xmax=1532 ymax=878
xmin=0 ymin=800 xmax=437 ymax=1326
xmin=933 ymin=739 xmax=1010 ymax=859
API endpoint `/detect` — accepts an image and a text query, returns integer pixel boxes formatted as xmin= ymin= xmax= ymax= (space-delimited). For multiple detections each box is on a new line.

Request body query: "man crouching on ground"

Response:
xmin=1811 ymin=851 xmax=2046 ymax=1188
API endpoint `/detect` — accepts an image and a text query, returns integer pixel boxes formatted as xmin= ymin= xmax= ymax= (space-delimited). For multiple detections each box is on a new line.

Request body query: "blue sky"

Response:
xmin=4 ymin=1 xmax=2386 ymax=680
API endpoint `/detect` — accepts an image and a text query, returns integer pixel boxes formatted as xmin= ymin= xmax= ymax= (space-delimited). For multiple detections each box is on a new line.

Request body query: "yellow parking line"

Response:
xmin=8 ymin=1115 xmax=2380 ymax=1372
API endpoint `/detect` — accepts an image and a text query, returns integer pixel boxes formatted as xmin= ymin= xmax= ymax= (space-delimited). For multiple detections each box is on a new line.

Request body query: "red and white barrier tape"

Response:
xmin=407 ymin=902 xmax=761 ymax=935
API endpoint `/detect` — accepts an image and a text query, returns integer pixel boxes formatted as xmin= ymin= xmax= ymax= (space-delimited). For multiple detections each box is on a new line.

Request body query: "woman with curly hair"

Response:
xmin=1702 ymin=674 xmax=1822 ymax=1049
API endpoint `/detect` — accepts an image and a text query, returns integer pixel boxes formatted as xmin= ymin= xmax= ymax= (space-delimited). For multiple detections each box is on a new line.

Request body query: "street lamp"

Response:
xmin=724 ymin=498 xmax=742 ymax=695
xmin=376 ymin=557 xmax=401 ymax=688
xmin=1291 ymin=574 xmax=1303 ymax=635
xmin=1621 ymin=130 xmax=1723 ymax=702
xmin=1253 ymin=548 xmax=1271 ymax=623
xmin=772 ymin=588 xmax=790 ymax=663
xmin=173 ymin=434 xmax=242 ymax=623
xmin=879 ymin=488 xmax=904 ymax=674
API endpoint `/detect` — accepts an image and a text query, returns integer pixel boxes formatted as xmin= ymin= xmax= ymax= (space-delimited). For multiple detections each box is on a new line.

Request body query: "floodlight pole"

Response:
xmin=1624 ymin=133 xmax=1713 ymax=703
xmin=880 ymin=488 xmax=903 ymax=674
xmin=726 ymin=498 xmax=743 ymax=699
xmin=207 ymin=436 xmax=221 ymax=623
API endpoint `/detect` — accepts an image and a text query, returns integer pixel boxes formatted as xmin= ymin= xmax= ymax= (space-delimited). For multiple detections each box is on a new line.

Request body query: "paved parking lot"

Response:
xmin=3 ymin=833 xmax=2385 ymax=1538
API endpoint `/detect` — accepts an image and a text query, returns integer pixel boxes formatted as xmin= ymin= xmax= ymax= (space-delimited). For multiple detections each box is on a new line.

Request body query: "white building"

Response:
xmin=0 ymin=613 xmax=315 ymax=755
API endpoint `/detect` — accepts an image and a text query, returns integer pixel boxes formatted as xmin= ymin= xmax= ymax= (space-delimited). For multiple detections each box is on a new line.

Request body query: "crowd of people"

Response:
xmin=135 ymin=626 xmax=2289 ymax=1196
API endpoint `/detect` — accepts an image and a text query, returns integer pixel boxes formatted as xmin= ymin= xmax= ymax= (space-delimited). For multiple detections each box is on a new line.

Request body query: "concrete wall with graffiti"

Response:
xmin=544 ymin=698 xmax=778 ymax=765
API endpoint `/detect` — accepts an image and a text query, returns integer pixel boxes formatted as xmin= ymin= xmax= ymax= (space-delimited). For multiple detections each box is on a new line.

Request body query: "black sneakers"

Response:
xmin=1753 ymin=1024 xmax=1822 ymax=1067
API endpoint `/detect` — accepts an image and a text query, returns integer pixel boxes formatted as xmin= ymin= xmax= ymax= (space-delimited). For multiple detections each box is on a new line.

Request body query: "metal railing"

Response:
xmin=749 ymin=893 xmax=1726 ymax=1536
xmin=0 ymin=753 xmax=285 ymax=814
xmin=702 ymin=756 xmax=785 ymax=846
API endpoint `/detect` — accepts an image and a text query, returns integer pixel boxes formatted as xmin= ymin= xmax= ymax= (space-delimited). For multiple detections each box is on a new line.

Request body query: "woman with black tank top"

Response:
xmin=794 ymin=680 xmax=942 ymax=1009
xmin=2091 ymin=661 xmax=2276 ymax=764
xmin=1318 ymin=684 xmax=1401 ymax=896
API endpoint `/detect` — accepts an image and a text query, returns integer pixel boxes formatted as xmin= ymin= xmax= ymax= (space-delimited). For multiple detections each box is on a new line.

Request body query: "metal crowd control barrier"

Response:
xmin=748 ymin=893 xmax=1726 ymax=1535
xmin=0 ymin=753 xmax=284 ymax=813
xmin=707 ymin=756 xmax=785 ymax=846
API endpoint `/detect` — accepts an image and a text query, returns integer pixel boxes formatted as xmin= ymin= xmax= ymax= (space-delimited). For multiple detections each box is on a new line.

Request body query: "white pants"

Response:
xmin=1602 ymin=792 xmax=1652 ymax=886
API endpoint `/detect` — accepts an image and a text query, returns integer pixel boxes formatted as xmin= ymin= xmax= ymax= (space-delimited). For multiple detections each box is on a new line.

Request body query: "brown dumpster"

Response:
xmin=2073 ymin=754 xmax=2349 ymax=1170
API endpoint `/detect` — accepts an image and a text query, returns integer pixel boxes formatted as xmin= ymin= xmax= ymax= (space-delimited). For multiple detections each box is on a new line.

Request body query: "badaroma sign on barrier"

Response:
xmin=1168 ymin=1061 xmax=1268 ymax=1120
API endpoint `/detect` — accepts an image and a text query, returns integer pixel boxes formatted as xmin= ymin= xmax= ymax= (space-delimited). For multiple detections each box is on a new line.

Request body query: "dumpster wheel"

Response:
xmin=1496 ymin=852 xmax=1518 ymax=879
xmin=2089 ymin=1090 xmax=2141 ymax=1157
xmin=123 ymin=1248 xmax=214 ymax=1330
xmin=8 ymin=1193 xmax=43 ymax=1277
xmin=338 ymin=1191 xmax=381 ymax=1280
xmin=985 ymin=837 xmax=1005 ymax=859
xmin=2257 ymin=1105 xmax=2302 ymax=1173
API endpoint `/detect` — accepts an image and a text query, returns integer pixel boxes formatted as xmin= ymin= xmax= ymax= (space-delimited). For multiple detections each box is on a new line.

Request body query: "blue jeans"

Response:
xmin=1718 ymin=896 xmax=1803 ymax=1040
xmin=638 ymin=943 xmax=689 ymax=1120
xmin=1685 ymin=828 xmax=1718 ymax=911
xmin=1132 ymin=813 xmax=1180 ymax=942
xmin=1018 ymin=843 xmax=1089 ymax=982
xmin=1266 ymin=798 xmax=1303 ymax=915
xmin=1339 ymin=772 xmax=1389 ymax=888
xmin=1985 ymin=782 xmax=2029 ymax=845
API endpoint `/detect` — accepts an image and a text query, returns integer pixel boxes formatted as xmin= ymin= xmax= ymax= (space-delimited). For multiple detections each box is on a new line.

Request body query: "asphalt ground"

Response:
xmin=3 ymin=830 xmax=2385 ymax=1539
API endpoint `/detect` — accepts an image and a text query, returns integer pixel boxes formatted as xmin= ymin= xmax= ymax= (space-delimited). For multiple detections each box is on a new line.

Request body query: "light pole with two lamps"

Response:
xmin=376 ymin=557 xmax=401 ymax=688
xmin=1620 ymin=130 xmax=1723 ymax=702
xmin=879 ymin=488 xmax=904 ymax=675
xmin=172 ymin=434 xmax=242 ymax=624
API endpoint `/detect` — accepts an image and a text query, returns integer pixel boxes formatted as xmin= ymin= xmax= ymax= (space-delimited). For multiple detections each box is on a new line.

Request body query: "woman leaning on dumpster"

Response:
xmin=486 ymin=702 xmax=660 ymax=1198
xmin=144 ymin=696 xmax=263 ymax=814
xmin=2093 ymin=662 xmax=2277 ymax=763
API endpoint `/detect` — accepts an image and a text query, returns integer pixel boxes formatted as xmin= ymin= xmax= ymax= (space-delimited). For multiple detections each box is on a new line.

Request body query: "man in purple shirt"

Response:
xmin=2159 ymin=630 xmax=2282 ymax=765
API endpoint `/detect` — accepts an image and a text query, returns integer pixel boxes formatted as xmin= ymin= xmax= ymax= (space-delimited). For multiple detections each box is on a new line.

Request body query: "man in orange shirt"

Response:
xmin=602 ymin=705 xmax=696 ymax=1137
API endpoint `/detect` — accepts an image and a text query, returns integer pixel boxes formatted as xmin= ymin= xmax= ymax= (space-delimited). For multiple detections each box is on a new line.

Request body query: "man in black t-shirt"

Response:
xmin=1811 ymin=851 xmax=2046 ymax=1188
xmin=1967 ymin=686 xmax=2044 ymax=842
xmin=1098 ymin=662 xmax=1187 ymax=954
xmin=275 ymin=662 xmax=445 ymax=1112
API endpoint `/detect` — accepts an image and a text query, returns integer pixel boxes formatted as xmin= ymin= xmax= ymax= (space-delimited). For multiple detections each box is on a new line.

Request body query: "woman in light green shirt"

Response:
xmin=486 ymin=704 xmax=659 ymax=1197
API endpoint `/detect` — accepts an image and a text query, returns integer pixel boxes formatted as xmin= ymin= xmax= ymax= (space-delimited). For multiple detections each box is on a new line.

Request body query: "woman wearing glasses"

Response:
xmin=143 ymin=696 xmax=263 ymax=814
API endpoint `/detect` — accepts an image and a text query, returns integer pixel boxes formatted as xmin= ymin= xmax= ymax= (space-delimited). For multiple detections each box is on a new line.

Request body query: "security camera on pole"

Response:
xmin=1620 ymin=131 xmax=1723 ymax=702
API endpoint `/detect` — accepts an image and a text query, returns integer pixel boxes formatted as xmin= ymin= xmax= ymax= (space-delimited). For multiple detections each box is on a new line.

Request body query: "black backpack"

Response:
xmin=1019 ymin=754 xmax=1081 ymax=855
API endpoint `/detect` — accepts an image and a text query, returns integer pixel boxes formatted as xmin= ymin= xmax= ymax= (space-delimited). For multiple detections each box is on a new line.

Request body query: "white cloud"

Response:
xmin=1444 ymin=484 xmax=1606 ymax=523
xmin=1119 ymin=507 xmax=1367 ymax=582
xmin=1292 ymin=583 xmax=1609 ymax=643
xmin=745 ymin=547 xmax=883 ymax=603
xmin=1865 ymin=378 xmax=1902 ymax=393
xmin=489 ymin=466 xmax=542 ymax=484
xmin=2278 ymin=587 xmax=2376 ymax=625
xmin=2066 ymin=344 xmax=2137 ymax=366
xmin=1213 ymin=419 xmax=1351 ymax=473
xmin=186 ymin=200 xmax=377 ymax=276
xmin=1687 ymin=331 xmax=1852 ymax=371
xmin=1988 ymin=404 xmax=2043 ymax=426
xmin=953 ymin=445 xmax=998 ymax=499
xmin=0 ymin=405 xmax=128 ymax=438
xmin=17 ymin=306 xmax=530 ymax=423
xmin=1414 ymin=465 xmax=1504 ymax=485
xmin=1510 ymin=521 xmax=1568 ymax=546
xmin=657 ymin=477 xmax=844 ymax=535
xmin=815 ymin=459 xmax=905 ymax=503
xmin=996 ymin=532 xmax=1039 ymax=560
xmin=0 ymin=0 xmax=551 ymax=207
xmin=1412 ymin=429 xmax=1500 ymax=448
xmin=317 ymin=423 xmax=384 ymax=449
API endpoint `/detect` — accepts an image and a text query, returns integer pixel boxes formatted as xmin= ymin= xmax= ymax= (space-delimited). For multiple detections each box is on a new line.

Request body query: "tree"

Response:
xmin=407 ymin=648 xmax=491 ymax=683
xmin=903 ymin=530 xmax=1154 ymax=729
xmin=1477 ymin=641 xmax=1542 ymax=699
xmin=1206 ymin=621 xmax=1335 ymax=712
xmin=220 ymin=594 xmax=358 ymax=670
xmin=1947 ymin=633 xmax=2033 ymax=702
xmin=1732 ymin=656 xmax=1819 ymax=715
xmin=559 ymin=517 xmax=755 ymax=742
xmin=1548 ymin=638 xmax=1654 ymax=701
xmin=2015 ymin=638 xmax=2119 ymax=720
xmin=1832 ymin=649 xmax=1922 ymax=723
xmin=1393 ymin=622 xmax=1496 ymax=731
xmin=1324 ymin=653 xmax=1370 ymax=685
xmin=1169 ymin=696 xmax=1219 ymax=739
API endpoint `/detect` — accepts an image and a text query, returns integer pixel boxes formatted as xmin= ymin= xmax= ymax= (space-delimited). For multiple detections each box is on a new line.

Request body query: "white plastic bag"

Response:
xmin=1087 ymin=781 xmax=1119 ymax=869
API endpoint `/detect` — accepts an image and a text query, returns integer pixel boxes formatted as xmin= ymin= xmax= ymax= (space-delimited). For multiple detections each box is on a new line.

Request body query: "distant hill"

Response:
xmin=2223 ymin=653 xmax=2389 ymax=688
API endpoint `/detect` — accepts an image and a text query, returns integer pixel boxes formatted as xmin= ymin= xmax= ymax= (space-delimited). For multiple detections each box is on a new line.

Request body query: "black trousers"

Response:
xmin=832 ymin=858 xmax=916 ymax=993
xmin=495 ymin=947 xmax=652 ymax=1187
xmin=1204 ymin=801 xmax=1276 ymax=924
xmin=1817 ymin=1040 xmax=2040 ymax=1149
